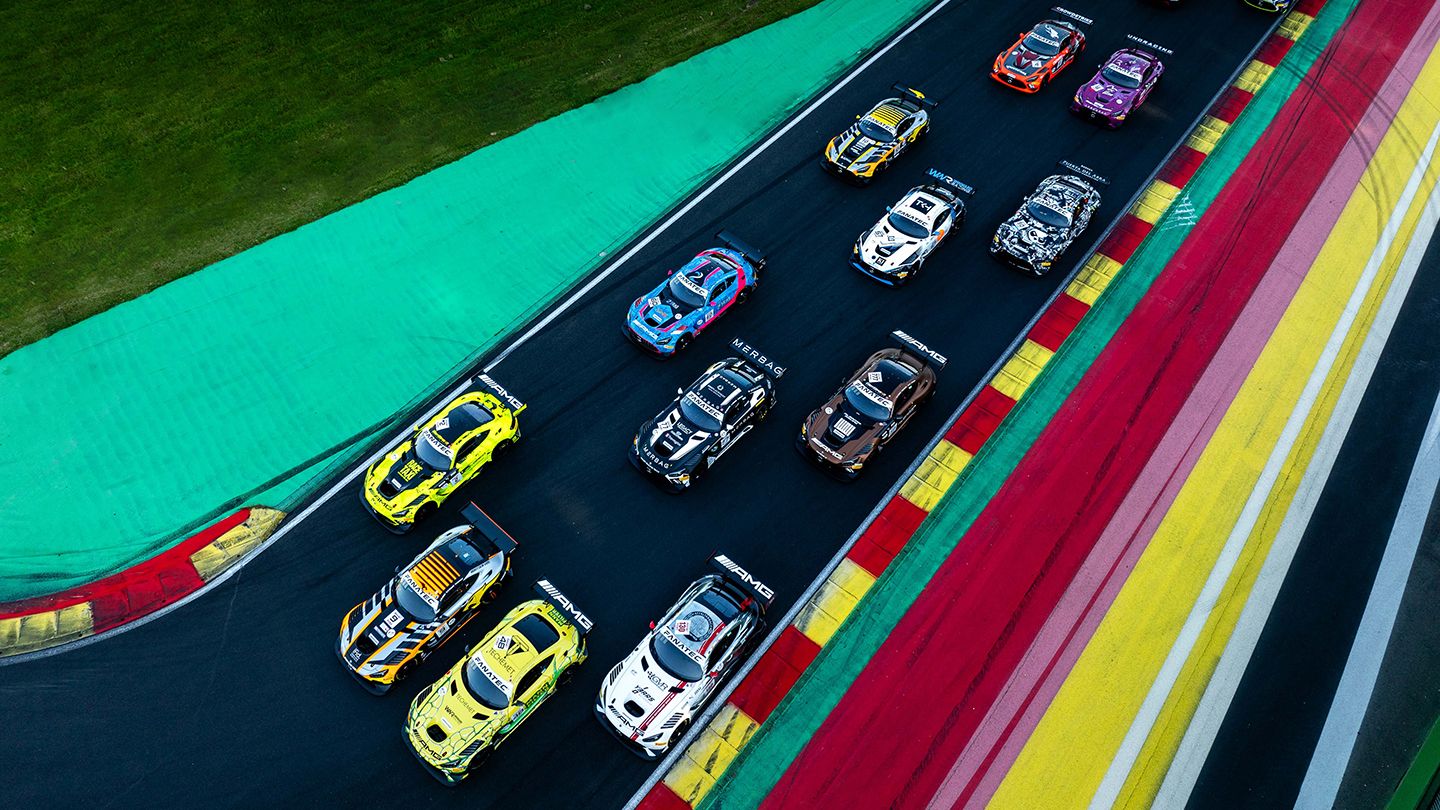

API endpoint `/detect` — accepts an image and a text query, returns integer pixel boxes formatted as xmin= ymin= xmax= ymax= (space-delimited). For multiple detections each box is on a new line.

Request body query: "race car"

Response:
xmin=852 ymin=168 xmax=973 ymax=286
xmin=991 ymin=12 xmax=1088 ymax=93
xmin=798 ymin=331 xmax=945 ymax=478
xmin=361 ymin=374 xmax=524 ymax=533
xmin=822 ymin=85 xmax=935 ymax=184
xmin=337 ymin=504 xmax=517 ymax=694
xmin=623 ymin=232 xmax=766 ymax=357
xmin=1071 ymin=41 xmax=1167 ymax=128
xmin=991 ymin=161 xmax=1105 ymax=275
xmin=595 ymin=554 xmax=773 ymax=759
xmin=403 ymin=580 xmax=591 ymax=785
xmin=630 ymin=338 xmax=782 ymax=492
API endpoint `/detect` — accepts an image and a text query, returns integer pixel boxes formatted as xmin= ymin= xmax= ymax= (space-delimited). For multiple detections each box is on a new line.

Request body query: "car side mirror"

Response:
xmin=854 ymin=114 xmax=861 ymax=120
xmin=885 ymin=205 xmax=893 ymax=212
xmin=649 ymin=621 xmax=656 ymax=630
xmin=676 ymin=387 xmax=684 ymax=396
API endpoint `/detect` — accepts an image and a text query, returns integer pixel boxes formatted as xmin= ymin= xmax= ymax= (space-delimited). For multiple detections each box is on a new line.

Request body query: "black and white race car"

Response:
xmin=991 ymin=161 xmax=1106 ymax=275
xmin=595 ymin=554 xmax=773 ymax=759
xmin=629 ymin=338 xmax=783 ymax=492
xmin=852 ymin=169 xmax=974 ymax=286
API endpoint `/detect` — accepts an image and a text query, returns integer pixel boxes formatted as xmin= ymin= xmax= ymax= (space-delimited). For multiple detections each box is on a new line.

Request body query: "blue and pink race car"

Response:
xmin=622 ymin=232 xmax=766 ymax=357
xmin=1070 ymin=37 xmax=1169 ymax=128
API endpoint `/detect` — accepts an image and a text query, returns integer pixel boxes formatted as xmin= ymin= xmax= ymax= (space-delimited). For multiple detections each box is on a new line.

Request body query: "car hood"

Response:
xmin=368 ymin=446 xmax=443 ymax=500
xmin=1004 ymin=46 xmax=1051 ymax=76
xmin=639 ymin=407 xmax=715 ymax=468
xmin=630 ymin=286 xmax=696 ymax=331
xmin=859 ymin=222 xmax=923 ymax=268
xmin=1077 ymin=78 xmax=1138 ymax=109
xmin=828 ymin=124 xmax=893 ymax=167
xmin=804 ymin=395 xmax=882 ymax=461
xmin=409 ymin=674 xmax=508 ymax=762
xmin=598 ymin=646 xmax=697 ymax=741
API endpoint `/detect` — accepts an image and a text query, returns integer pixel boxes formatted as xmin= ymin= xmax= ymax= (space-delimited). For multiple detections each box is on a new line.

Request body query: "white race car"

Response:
xmin=852 ymin=169 xmax=973 ymax=286
xmin=594 ymin=555 xmax=773 ymax=758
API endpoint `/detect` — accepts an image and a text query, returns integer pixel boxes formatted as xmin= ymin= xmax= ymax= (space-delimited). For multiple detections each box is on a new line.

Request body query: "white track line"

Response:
xmin=1292 ymin=231 xmax=1440 ymax=806
xmin=1154 ymin=136 xmax=1440 ymax=810
xmin=1090 ymin=118 xmax=1440 ymax=809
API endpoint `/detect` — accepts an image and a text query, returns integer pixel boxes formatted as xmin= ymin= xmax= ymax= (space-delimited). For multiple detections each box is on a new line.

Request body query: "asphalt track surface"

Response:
xmin=0 ymin=2 xmax=1275 ymax=807
xmin=1189 ymin=207 xmax=1440 ymax=810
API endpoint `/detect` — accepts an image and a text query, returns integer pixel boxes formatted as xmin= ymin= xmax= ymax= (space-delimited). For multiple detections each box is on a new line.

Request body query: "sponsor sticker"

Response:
xmin=925 ymin=168 xmax=976 ymax=197
xmin=1126 ymin=33 xmax=1174 ymax=55
xmin=535 ymin=579 xmax=594 ymax=633
xmin=852 ymin=381 xmax=895 ymax=410
xmin=398 ymin=459 xmax=425 ymax=481
xmin=1057 ymin=159 xmax=1112 ymax=186
xmin=892 ymin=330 xmax=949 ymax=368
xmin=1052 ymin=6 xmax=1094 ymax=25
xmin=867 ymin=371 xmax=884 ymax=384
xmin=476 ymin=373 xmax=526 ymax=413
xmin=713 ymin=554 xmax=776 ymax=601
xmin=494 ymin=634 xmax=512 ymax=652
xmin=674 ymin=619 xmax=691 ymax=635
xmin=683 ymin=390 xmax=725 ymax=422
xmin=1109 ymin=65 xmax=1144 ymax=82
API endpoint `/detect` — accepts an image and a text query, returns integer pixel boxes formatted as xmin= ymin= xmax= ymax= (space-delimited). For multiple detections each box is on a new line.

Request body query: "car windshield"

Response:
xmin=666 ymin=272 xmax=707 ymax=309
xmin=649 ymin=630 xmax=706 ymax=682
xmin=1026 ymin=200 xmax=1072 ymax=228
xmin=857 ymin=118 xmax=895 ymax=141
xmin=887 ymin=210 xmax=930 ymax=239
xmin=396 ymin=577 xmax=439 ymax=622
xmin=679 ymin=391 xmax=724 ymax=432
xmin=1102 ymin=65 xmax=1143 ymax=89
xmin=844 ymin=382 xmax=893 ymax=421
xmin=413 ymin=429 xmax=454 ymax=471
xmin=462 ymin=657 xmax=511 ymax=710
xmin=1023 ymin=31 xmax=1062 ymax=56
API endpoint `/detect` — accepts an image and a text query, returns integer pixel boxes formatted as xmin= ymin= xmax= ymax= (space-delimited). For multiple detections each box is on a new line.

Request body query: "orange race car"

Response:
xmin=991 ymin=12 xmax=1089 ymax=93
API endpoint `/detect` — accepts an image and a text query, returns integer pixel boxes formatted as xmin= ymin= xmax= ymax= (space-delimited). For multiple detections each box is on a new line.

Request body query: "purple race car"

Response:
xmin=1070 ymin=47 xmax=1164 ymax=128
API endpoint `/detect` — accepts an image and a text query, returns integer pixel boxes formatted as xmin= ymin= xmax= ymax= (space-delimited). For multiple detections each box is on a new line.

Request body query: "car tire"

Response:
xmin=414 ymin=503 xmax=436 ymax=525
xmin=494 ymin=438 xmax=515 ymax=456
xmin=559 ymin=665 xmax=577 ymax=686
xmin=675 ymin=335 xmax=692 ymax=354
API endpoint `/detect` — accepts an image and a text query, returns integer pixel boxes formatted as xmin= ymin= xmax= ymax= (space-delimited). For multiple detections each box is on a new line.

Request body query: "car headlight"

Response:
xmin=666 ymin=471 xmax=691 ymax=484
xmin=359 ymin=661 xmax=387 ymax=677
xmin=1116 ymin=113 xmax=1127 ymax=120
xmin=845 ymin=460 xmax=865 ymax=471
xmin=641 ymin=733 xmax=665 ymax=744
xmin=799 ymin=423 xmax=808 ymax=439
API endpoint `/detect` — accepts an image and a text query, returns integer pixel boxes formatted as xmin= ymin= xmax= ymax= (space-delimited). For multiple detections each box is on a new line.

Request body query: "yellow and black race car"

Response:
xmin=337 ymin=504 xmax=517 ymax=694
xmin=404 ymin=580 xmax=592 ymax=785
xmin=362 ymin=374 xmax=525 ymax=533
xmin=822 ymin=85 xmax=936 ymax=184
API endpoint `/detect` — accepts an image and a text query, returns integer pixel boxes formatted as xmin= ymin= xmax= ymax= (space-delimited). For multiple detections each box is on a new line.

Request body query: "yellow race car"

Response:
xmin=336 ymin=504 xmax=517 ymax=694
xmin=822 ymin=85 xmax=935 ymax=184
xmin=404 ymin=580 xmax=592 ymax=785
xmin=362 ymin=374 xmax=525 ymax=533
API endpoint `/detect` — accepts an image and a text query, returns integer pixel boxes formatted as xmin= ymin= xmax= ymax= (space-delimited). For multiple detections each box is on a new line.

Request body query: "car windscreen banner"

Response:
xmin=925 ymin=168 xmax=976 ymax=198
xmin=1052 ymin=6 xmax=1094 ymax=26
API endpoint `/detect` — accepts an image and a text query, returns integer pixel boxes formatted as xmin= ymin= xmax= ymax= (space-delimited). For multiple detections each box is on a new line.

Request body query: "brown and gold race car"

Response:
xmin=796 ymin=331 xmax=947 ymax=479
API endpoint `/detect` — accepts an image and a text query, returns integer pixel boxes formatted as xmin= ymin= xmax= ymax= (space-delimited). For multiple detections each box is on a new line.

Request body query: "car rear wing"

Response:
xmin=924 ymin=168 xmax=976 ymax=199
xmin=534 ymin=579 xmax=594 ymax=635
xmin=716 ymin=230 xmax=767 ymax=270
xmin=472 ymin=372 xmax=526 ymax=415
xmin=710 ymin=554 xmax=777 ymax=610
xmin=891 ymin=330 xmax=949 ymax=370
xmin=1058 ymin=159 xmax=1111 ymax=187
xmin=730 ymin=337 xmax=786 ymax=379
xmin=1052 ymin=6 xmax=1094 ymax=26
xmin=1125 ymin=33 xmax=1174 ymax=56
xmin=461 ymin=502 xmax=518 ymax=556
xmin=891 ymin=84 xmax=937 ymax=110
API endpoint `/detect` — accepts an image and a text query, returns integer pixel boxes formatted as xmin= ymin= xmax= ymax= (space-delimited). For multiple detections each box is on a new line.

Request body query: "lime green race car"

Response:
xmin=362 ymin=374 xmax=525 ymax=533
xmin=404 ymin=580 xmax=592 ymax=784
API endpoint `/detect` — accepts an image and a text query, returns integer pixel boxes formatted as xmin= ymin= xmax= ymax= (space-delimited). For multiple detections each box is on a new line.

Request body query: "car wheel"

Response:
xmin=673 ymin=718 xmax=693 ymax=743
xmin=559 ymin=665 xmax=577 ymax=686
xmin=414 ymin=503 xmax=436 ymax=525
xmin=914 ymin=123 xmax=929 ymax=143
xmin=675 ymin=335 xmax=692 ymax=354
xmin=468 ymin=747 xmax=492 ymax=769
xmin=737 ymin=285 xmax=752 ymax=304
xmin=493 ymin=438 xmax=515 ymax=456
xmin=481 ymin=585 xmax=501 ymax=605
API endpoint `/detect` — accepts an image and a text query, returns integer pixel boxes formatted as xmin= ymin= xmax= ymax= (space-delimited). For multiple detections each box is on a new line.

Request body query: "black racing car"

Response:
xmin=630 ymin=338 xmax=783 ymax=492
xmin=991 ymin=160 xmax=1106 ymax=275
